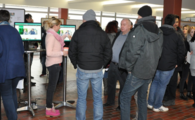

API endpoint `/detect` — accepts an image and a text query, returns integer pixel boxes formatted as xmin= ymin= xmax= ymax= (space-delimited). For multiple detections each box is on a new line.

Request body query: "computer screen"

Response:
xmin=58 ymin=25 xmax=76 ymax=42
xmin=14 ymin=22 xmax=42 ymax=41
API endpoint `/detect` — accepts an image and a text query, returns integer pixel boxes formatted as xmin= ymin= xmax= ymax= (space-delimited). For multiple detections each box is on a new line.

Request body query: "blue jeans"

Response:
xmin=76 ymin=69 xmax=103 ymax=120
xmin=120 ymin=73 xmax=151 ymax=120
xmin=0 ymin=77 xmax=20 ymax=120
xmin=148 ymin=69 xmax=175 ymax=108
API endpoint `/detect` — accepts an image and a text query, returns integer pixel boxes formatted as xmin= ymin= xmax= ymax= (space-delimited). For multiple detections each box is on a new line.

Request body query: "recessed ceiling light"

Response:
xmin=103 ymin=0 xmax=134 ymax=5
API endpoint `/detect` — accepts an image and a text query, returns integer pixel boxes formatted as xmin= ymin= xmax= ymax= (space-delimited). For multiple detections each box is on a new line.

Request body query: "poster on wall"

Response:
xmin=0 ymin=8 xmax=25 ymax=26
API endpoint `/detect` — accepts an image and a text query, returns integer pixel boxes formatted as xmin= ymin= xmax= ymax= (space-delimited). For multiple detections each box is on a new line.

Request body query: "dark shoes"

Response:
xmin=40 ymin=74 xmax=46 ymax=77
xmin=180 ymin=93 xmax=188 ymax=100
xmin=116 ymin=106 xmax=120 ymax=111
xmin=103 ymin=103 xmax=114 ymax=107
xmin=163 ymin=99 xmax=175 ymax=106
xmin=31 ymin=82 xmax=36 ymax=86
xmin=187 ymin=92 xmax=193 ymax=99
xmin=192 ymin=104 xmax=195 ymax=108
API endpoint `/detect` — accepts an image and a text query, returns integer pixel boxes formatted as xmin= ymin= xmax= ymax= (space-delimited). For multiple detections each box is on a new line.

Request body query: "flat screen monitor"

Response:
xmin=58 ymin=25 xmax=76 ymax=42
xmin=14 ymin=22 xmax=42 ymax=41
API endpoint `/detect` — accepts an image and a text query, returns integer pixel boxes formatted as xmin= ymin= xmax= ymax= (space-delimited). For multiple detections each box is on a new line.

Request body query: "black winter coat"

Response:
xmin=68 ymin=21 xmax=112 ymax=70
xmin=157 ymin=25 xmax=186 ymax=71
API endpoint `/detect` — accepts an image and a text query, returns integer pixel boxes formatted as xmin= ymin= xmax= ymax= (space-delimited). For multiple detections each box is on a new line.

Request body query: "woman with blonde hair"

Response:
xmin=44 ymin=18 xmax=67 ymax=117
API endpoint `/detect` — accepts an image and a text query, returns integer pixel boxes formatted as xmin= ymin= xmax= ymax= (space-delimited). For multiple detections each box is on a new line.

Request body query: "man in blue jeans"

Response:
xmin=147 ymin=14 xmax=185 ymax=112
xmin=68 ymin=9 xmax=112 ymax=120
xmin=118 ymin=6 xmax=163 ymax=120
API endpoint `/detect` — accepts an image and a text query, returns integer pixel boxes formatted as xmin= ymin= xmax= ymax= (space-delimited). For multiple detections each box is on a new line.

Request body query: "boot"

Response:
xmin=180 ymin=93 xmax=188 ymax=100
xmin=192 ymin=92 xmax=195 ymax=108
xmin=103 ymin=78 xmax=108 ymax=95
xmin=187 ymin=92 xmax=193 ymax=99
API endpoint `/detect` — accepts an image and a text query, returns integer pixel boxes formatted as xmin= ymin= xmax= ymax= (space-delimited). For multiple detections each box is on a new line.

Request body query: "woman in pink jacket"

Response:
xmin=44 ymin=18 xmax=67 ymax=117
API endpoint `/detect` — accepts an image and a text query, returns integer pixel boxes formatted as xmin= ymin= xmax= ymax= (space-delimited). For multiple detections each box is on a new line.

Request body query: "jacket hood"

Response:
xmin=136 ymin=16 xmax=160 ymax=43
xmin=145 ymin=28 xmax=161 ymax=43
xmin=160 ymin=24 xmax=175 ymax=36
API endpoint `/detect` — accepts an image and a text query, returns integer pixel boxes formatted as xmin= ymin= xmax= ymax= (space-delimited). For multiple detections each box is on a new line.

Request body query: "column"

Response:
xmin=58 ymin=8 xmax=68 ymax=24
xmin=163 ymin=0 xmax=182 ymax=25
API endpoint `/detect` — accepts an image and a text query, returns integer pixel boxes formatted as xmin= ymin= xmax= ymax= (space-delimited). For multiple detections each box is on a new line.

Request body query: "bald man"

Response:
xmin=104 ymin=19 xmax=131 ymax=110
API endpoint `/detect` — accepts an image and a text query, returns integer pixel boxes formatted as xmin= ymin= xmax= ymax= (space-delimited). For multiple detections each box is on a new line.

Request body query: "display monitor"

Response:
xmin=58 ymin=25 xmax=76 ymax=42
xmin=14 ymin=22 xmax=42 ymax=41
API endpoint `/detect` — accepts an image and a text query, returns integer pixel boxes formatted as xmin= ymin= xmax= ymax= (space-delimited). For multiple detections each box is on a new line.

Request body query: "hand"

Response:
xmin=68 ymin=35 xmax=72 ymax=40
xmin=63 ymin=51 xmax=68 ymax=56
xmin=175 ymin=65 xmax=178 ymax=68
xmin=190 ymin=51 xmax=193 ymax=55
xmin=129 ymin=72 xmax=131 ymax=74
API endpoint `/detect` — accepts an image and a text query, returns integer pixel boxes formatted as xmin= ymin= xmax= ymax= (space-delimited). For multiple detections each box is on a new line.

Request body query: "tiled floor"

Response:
xmin=1 ymin=56 xmax=195 ymax=120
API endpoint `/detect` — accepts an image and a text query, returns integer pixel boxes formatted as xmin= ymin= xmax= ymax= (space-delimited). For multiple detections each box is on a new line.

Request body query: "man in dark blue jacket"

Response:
xmin=0 ymin=10 xmax=26 ymax=120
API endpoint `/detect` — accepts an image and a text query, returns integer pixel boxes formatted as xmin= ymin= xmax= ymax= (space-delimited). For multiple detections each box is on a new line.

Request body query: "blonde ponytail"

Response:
xmin=44 ymin=18 xmax=62 ymax=31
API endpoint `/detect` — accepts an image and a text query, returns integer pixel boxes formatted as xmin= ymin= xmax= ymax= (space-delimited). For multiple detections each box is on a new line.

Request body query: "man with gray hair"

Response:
xmin=103 ymin=18 xmax=131 ymax=110
xmin=68 ymin=9 xmax=112 ymax=120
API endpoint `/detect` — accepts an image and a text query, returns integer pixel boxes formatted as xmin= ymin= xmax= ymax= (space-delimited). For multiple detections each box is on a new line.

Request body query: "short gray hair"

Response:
xmin=122 ymin=18 xmax=131 ymax=25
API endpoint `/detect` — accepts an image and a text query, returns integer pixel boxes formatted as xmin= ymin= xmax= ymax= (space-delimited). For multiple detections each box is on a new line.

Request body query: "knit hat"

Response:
xmin=83 ymin=9 xmax=96 ymax=21
xmin=138 ymin=5 xmax=152 ymax=17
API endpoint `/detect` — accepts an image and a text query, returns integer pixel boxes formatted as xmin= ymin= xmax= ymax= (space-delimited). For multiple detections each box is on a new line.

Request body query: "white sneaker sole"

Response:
xmin=153 ymin=109 xmax=169 ymax=112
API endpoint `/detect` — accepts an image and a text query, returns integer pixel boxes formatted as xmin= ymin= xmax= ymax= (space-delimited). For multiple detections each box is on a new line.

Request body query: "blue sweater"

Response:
xmin=0 ymin=25 xmax=26 ymax=83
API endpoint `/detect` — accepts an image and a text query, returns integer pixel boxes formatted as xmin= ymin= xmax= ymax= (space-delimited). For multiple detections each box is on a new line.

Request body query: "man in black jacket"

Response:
xmin=103 ymin=19 xmax=131 ymax=110
xmin=148 ymin=14 xmax=185 ymax=113
xmin=68 ymin=9 xmax=112 ymax=120
xmin=118 ymin=6 xmax=163 ymax=120
xmin=163 ymin=15 xmax=187 ymax=106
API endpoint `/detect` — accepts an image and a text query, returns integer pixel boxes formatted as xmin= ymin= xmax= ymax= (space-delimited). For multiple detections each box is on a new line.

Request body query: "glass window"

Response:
xmin=102 ymin=11 xmax=115 ymax=16
xmin=117 ymin=13 xmax=137 ymax=18
xmin=95 ymin=11 xmax=101 ymax=16
xmin=50 ymin=7 xmax=58 ymax=12
xmin=156 ymin=16 xmax=162 ymax=21
xmin=101 ymin=17 xmax=115 ymax=30
xmin=6 ymin=4 xmax=48 ymax=12
xmin=69 ymin=9 xmax=86 ymax=15
xmin=69 ymin=9 xmax=100 ymax=16
xmin=0 ymin=3 xmax=2 ymax=7
xmin=26 ymin=12 xmax=47 ymax=22
xmin=68 ymin=15 xmax=82 ymax=20
xmin=156 ymin=21 xmax=162 ymax=27
xmin=49 ymin=13 xmax=58 ymax=18
xmin=96 ymin=17 xmax=100 ymax=22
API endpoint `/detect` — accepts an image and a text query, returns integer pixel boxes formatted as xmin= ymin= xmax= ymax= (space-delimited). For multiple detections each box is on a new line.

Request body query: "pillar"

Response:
xmin=58 ymin=8 xmax=68 ymax=24
xmin=163 ymin=0 xmax=182 ymax=25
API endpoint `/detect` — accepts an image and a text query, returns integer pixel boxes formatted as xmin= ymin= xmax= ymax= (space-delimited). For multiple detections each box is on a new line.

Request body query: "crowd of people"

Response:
xmin=1 ymin=4 xmax=195 ymax=120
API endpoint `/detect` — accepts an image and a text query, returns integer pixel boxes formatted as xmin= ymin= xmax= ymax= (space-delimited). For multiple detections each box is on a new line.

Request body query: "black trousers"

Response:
xmin=46 ymin=64 xmax=61 ymax=108
xmin=106 ymin=62 xmax=127 ymax=105
xmin=179 ymin=63 xmax=192 ymax=93
xmin=164 ymin=67 xmax=179 ymax=101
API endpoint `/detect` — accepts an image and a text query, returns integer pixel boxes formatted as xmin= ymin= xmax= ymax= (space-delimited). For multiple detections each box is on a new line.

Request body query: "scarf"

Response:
xmin=47 ymin=28 xmax=65 ymax=51
xmin=0 ymin=21 xmax=10 ymax=25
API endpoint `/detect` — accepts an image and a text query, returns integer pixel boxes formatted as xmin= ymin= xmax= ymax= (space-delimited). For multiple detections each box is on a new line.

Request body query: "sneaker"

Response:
xmin=46 ymin=109 xmax=60 ymax=117
xmin=147 ymin=104 xmax=153 ymax=109
xmin=153 ymin=106 xmax=169 ymax=112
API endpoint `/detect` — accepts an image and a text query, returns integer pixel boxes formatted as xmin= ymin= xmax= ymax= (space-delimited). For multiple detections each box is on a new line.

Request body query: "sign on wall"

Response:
xmin=0 ymin=8 xmax=25 ymax=26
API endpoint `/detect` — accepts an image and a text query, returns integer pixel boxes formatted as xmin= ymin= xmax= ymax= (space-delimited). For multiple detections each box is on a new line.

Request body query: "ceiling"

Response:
xmin=1 ymin=0 xmax=195 ymax=18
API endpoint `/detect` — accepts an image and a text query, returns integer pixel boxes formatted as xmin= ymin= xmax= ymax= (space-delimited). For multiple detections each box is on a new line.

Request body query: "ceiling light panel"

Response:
xmin=102 ymin=0 xmax=134 ymax=5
